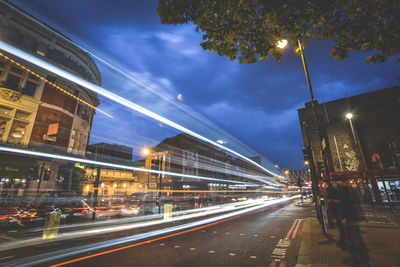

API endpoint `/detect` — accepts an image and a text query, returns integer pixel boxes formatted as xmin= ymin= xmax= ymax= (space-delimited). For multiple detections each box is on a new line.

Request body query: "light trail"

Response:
xmin=0 ymin=146 xmax=257 ymax=186
xmin=1 ymin=0 xmax=236 ymax=158
xmin=1 ymin=197 xmax=297 ymax=267
xmin=0 ymin=52 xmax=112 ymax=118
xmin=0 ymin=40 xmax=285 ymax=183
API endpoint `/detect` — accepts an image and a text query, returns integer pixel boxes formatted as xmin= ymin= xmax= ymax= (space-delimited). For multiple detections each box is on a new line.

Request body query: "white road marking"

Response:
xmin=190 ymin=248 xmax=196 ymax=251
xmin=229 ymin=253 xmax=235 ymax=256
xmin=209 ymin=250 xmax=215 ymax=254
xmin=225 ymin=232 xmax=230 ymax=234
xmin=174 ymin=245 xmax=180 ymax=248
xmin=253 ymin=234 xmax=259 ymax=237
xmin=160 ymin=243 xmax=165 ymax=246
xmin=250 ymin=256 xmax=257 ymax=259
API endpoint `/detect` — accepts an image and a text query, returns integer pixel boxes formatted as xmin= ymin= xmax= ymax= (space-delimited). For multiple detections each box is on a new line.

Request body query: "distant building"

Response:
xmin=298 ymin=86 xmax=400 ymax=204
xmin=282 ymin=168 xmax=310 ymax=184
xmin=87 ymin=143 xmax=133 ymax=161
xmin=140 ymin=133 xmax=271 ymax=191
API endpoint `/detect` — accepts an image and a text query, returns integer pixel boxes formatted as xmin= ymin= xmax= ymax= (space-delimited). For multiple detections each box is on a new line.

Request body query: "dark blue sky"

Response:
xmin=12 ymin=0 xmax=399 ymax=169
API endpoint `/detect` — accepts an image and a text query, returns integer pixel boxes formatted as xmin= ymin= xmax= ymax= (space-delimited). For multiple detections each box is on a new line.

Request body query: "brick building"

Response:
xmin=298 ymin=86 xmax=400 ymax=204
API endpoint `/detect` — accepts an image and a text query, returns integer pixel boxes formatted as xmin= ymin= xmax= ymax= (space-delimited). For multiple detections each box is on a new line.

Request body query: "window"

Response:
xmin=1 ymin=61 xmax=40 ymax=96
xmin=0 ymin=119 xmax=7 ymax=139
xmin=4 ymin=73 xmax=21 ymax=90
xmin=15 ymin=111 xmax=30 ymax=121
xmin=8 ymin=121 xmax=27 ymax=141
xmin=0 ymin=106 xmax=11 ymax=117
xmin=22 ymin=81 xmax=37 ymax=96
xmin=10 ymin=66 xmax=23 ymax=75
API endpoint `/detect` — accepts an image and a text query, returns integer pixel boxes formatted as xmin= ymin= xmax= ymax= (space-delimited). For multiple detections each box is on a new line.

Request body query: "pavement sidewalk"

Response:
xmin=296 ymin=204 xmax=400 ymax=266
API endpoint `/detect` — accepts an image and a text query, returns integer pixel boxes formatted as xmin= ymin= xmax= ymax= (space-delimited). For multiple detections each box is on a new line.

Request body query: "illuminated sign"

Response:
xmin=47 ymin=123 xmax=59 ymax=136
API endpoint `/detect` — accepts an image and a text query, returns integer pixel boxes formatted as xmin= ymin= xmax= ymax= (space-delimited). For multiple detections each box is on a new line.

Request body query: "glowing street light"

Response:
xmin=143 ymin=148 xmax=150 ymax=156
xmin=345 ymin=113 xmax=353 ymax=119
xmin=276 ymin=39 xmax=288 ymax=49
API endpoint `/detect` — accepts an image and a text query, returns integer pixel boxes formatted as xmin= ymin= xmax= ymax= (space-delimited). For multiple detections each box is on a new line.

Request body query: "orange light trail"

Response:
xmin=49 ymin=205 xmax=266 ymax=267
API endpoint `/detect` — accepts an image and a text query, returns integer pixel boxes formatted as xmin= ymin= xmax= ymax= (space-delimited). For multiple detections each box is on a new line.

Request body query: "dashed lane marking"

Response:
xmin=159 ymin=243 xmax=165 ymax=246
xmin=209 ymin=250 xmax=215 ymax=254
xmin=250 ymin=256 xmax=257 ymax=259
xmin=229 ymin=253 xmax=235 ymax=256
xmin=190 ymin=248 xmax=196 ymax=251
xmin=173 ymin=245 xmax=180 ymax=248
xmin=225 ymin=232 xmax=230 ymax=234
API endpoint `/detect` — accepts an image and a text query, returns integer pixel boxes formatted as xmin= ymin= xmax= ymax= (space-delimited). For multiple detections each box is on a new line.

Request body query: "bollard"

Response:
xmin=164 ymin=204 xmax=172 ymax=220
xmin=42 ymin=209 xmax=61 ymax=239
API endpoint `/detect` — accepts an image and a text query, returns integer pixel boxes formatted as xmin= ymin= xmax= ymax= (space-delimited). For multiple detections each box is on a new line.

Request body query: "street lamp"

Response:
xmin=345 ymin=113 xmax=357 ymax=144
xmin=143 ymin=148 xmax=150 ymax=156
xmin=277 ymin=38 xmax=327 ymax=234
xmin=345 ymin=112 xmax=375 ymax=204
xmin=277 ymin=38 xmax=329 ymax=174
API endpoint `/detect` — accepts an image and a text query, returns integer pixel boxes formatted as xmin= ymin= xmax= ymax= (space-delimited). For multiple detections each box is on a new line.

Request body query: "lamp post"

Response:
xmin=277 ymin=38 xmax=331 ymax=178
xmin=345 ymin=113 xmax=376 ymax=204
xmin=278 ymin=38 xmax=328 ymax=234
xmin=143 ymin=148 xmax=150 ymax=190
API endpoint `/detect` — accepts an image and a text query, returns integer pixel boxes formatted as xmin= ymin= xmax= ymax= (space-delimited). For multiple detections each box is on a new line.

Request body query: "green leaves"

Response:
xmin=157 ymin=0 xmax=400 ymax=64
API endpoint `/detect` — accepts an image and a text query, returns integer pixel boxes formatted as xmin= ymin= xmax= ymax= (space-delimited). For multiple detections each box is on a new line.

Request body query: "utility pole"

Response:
xmin=158 ymin=157 xmax=163 ymax=214
xmin=91 ymin=166 xmax=101 ymax=221
xmin=302 ymin=122 xmax=327 ymax=235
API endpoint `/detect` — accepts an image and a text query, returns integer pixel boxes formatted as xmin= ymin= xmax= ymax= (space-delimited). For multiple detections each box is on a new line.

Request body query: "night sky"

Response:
xmin=10 ymin=0 xmax=399 ymax=169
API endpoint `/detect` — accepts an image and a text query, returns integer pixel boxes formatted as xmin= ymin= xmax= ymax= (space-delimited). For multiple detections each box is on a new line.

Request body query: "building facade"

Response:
xmin=0 ymin=1 xmax=101 ymax=195
xmin=298 ymin=86 xmax=400 ymax=204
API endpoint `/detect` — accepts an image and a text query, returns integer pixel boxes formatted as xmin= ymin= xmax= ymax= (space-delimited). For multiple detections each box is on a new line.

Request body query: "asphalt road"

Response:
xmin=40 ymin=200 xmax=313 ymax=267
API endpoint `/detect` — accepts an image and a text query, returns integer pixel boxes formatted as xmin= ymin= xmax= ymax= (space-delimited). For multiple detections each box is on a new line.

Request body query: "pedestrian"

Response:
xmin=323 ymin=180 xmax=335 ymax=229
xmin=325 ymin=181 xmax=349 ymax=248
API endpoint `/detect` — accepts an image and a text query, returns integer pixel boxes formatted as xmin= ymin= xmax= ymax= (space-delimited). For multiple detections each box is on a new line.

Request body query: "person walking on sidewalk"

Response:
xmin=326 ymin=180 xmax=351 ymax=248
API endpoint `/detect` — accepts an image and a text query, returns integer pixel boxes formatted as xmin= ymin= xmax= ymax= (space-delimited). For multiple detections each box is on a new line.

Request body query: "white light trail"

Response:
xmin=0 ymin=146 xmax=254 ymax=185
xmin=0 ymin=40 xmax=285 ymax=183
xmin=1 ymin=197 xmax=297 ymax=267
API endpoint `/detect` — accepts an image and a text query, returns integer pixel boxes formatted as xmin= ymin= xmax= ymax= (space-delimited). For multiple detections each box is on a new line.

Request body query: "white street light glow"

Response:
xmin=0 ymin=40 xmax=285 ymax=183
xmin=276 ymin=39 xmax=288 ymax=49
xmin=345 ymin=113 xmax=353 ymax=119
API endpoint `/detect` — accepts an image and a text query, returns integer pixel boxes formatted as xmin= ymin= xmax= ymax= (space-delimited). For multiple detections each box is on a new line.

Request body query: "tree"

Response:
xmin=157 ymin=0 xmax=400 ymax=63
